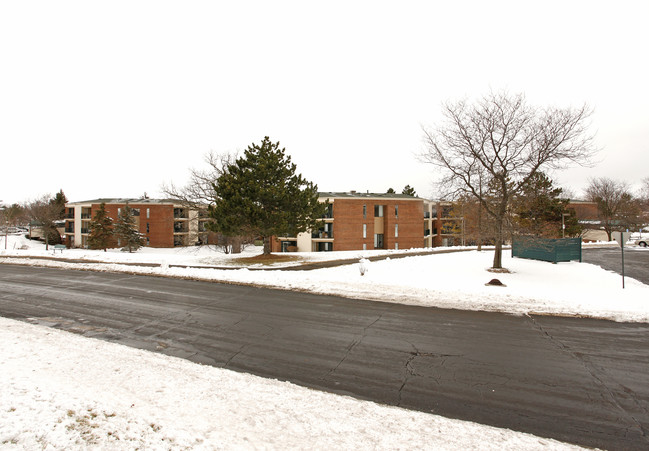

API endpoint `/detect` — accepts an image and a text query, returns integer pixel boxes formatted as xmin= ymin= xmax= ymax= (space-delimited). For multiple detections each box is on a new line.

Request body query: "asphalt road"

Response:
xmin=1 ymin=264 xmax=648 ymax=450
xmin=583 ymin=246 xmax=649 ymax=285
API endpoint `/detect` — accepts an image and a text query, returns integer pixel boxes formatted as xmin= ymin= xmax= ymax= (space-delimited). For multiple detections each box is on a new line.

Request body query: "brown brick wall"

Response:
xmin=92 ymin=203 xmax=175 ymax=248
xmin=567 ymin=201 xmax=599 ymax=220
xmin=330 ymin=199 xmax=370 ymax=250
xmin=332 ymin=198 xmax=424 ymax=251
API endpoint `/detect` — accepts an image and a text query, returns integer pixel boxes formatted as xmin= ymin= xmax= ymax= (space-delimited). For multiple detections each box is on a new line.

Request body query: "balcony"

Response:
xmin=174 ymin=222 xmax=188 ymax=233
xmin=312 ymin=223 xmax=333 ymax=239
xmin=441 ymin=225 xmax=458 ymax=234
xmin=174 ymin=208 xmax=188 ymax=219
xmin=321 ymin=204 xmax=333 ymax=219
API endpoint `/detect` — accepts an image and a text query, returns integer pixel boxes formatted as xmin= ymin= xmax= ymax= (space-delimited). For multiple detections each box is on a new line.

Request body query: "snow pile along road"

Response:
xmin=2 ymin=234 xmax=647 ymax=323
xmin=0 ymin=317 xmax=586 ymax=450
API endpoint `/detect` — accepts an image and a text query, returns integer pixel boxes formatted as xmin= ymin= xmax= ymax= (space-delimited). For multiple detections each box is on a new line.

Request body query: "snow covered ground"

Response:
xmin=2 ymin=234 xmax=648 ymax=323
xmin=1 ymin=234 xmax=647 ymax=449
xmin=0 ymin=316 xmax=586 ymax=450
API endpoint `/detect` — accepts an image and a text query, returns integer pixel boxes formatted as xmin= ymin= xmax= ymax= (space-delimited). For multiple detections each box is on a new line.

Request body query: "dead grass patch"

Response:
xmin=233 ymin=253 xmax=302 ymax=266
xmin=487 ymin=267 xmax=512 ymax=274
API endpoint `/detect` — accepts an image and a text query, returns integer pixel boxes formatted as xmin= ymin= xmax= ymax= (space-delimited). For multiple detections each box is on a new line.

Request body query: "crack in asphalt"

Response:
xmin=224 ymin=323 xmax=276 ymax=368
xmin=322 ymin=314 xmax=384 ymax=380
xmin=526 ymin=314 xmax=649 ymax=443
xmin=397 ymin=343 xmax=464 ymax=406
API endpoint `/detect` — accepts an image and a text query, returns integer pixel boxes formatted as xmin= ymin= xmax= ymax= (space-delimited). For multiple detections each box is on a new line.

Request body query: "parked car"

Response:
xmin=636 ymin=238 xmax=648 ymax=247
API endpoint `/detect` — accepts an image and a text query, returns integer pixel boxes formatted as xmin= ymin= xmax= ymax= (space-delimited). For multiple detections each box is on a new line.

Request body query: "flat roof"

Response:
xmin=66 ymin=198 xmax=186 ymax=206
xmin=318 ymin=192 xmax=420 ymax=200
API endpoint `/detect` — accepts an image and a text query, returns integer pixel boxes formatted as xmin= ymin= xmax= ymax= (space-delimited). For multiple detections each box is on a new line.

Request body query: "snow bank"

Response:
xmin=0 ymin=316 xmax=584 ymax=450
xmin=2 ymin=234 xmax=647 ymax=323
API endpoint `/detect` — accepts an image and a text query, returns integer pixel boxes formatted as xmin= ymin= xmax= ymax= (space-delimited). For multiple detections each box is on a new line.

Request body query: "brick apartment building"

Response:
xmin=64 ymin=198 xmax=211 ymax=248
xmin=271 ymin=192 xmax=461 ymax=252
xmin=63 ymin=194 xmax=468 ymax=251
xmin=424 ymin=201 xmax=465 ymax=247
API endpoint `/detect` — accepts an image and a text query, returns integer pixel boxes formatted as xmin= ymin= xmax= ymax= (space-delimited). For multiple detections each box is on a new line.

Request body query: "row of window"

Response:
xmin=362 ymin=204 xmax=399 ymax=219
xmin=362 ymin=224 xmax=398 ymax=238
xmin=73 ymin=207 xmax=198 ymax=220
xmin=69 ymin=220 xmax=206 ymax=235
xmin=358 ymin=239 xmax=400 ymax=251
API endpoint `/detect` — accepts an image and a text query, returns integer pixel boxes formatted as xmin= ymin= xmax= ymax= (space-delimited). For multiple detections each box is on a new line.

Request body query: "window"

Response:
xmin=395 ymin=243 xmax=399 ymax=250
xmin=395 ymin=205 xmax=399 ymax=218
xmin=363 ymin=224 xmax=367 ymax=238
xmin=395 ymin=224 xmax=399 ymax=238
xmin=146 ymin=208 xmax=150 ymax=219
xmin=363 ymin=205 xmax=367 ymax=219
xmin=374 ymin=233 xmax=384 ymax=249
xmin=146 ymin=223 xmax=150 ymax=233
xmin=374 ymin=205 xmax=384 ymax=217
xmin=363 ymin=243 xmax=367 ymax=250
xmin=315 ymin=242 xmax=333 ymax=252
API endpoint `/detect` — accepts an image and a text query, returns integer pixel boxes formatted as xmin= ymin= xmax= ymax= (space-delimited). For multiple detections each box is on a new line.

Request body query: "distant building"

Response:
xmin=64 ymin=198 xmax=212 ymax=248
xmin=566 ymin=200 xmax=606 ymax=241
xmin=271 ymin=192 xmax=463 ymax=252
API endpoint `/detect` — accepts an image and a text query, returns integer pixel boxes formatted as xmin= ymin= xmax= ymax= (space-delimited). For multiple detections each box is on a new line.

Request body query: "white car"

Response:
xmin=636 ymin=238 xmax=648 ymax=247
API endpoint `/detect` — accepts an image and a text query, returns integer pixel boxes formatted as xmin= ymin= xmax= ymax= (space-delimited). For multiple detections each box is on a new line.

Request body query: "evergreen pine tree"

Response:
xmin=49 ymin=189 xmax=68 ymax=219
xmin=88 ymin=202 xmax=114 ymax=251
xmin=512 ymin=172 xmax=580 ymax=237
xmin=402 ymin=185 xmax=417 ymax=197
xmin=209 ymin=136 xmax=328 ymax=254
xmin=114 ymin=203 xmax=144 ymax=253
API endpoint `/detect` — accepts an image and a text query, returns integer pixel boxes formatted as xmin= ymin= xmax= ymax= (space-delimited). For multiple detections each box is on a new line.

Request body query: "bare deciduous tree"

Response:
xmin=162 ymin=151 xmax=252 ymax=253
xmin=585 ymin=177 xmax=641 ymax=240
xmin=162 ymin=151 xmax=236 ymax=207
xmin=26 ymin=195 xmax=63 ymax=250
xmin=640 ymin=177 xmax=649 ymax=229
xmin=422 ymin=91 xmax=596 ymax=269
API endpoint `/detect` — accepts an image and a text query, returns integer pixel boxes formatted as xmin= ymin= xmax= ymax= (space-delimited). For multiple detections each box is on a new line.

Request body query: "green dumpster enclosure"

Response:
xmin=512 ymin=236 xmax=582 ymax=263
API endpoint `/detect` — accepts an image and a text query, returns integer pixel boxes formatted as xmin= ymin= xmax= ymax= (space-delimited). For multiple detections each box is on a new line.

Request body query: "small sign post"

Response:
xmin=612 ymin=232 xmax=630 ymax=288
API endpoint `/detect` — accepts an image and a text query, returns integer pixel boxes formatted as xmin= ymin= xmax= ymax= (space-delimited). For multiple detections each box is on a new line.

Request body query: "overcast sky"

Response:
xmin=1 ymin=1 xmax=647 ymax=205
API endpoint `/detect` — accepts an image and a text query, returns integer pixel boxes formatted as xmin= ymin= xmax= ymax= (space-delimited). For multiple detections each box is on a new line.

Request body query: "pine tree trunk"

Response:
xmin=232 ymin=236 xmax=242 ymax=254
xmin=263 ymin=236 xmax=272 ymax=255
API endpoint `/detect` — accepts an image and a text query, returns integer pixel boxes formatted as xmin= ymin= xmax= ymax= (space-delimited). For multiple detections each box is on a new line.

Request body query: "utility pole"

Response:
xmin=561 ymin=212 xmax=570 ymax=238
xmin=613 ymin=231 xmax=630 ymax=289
